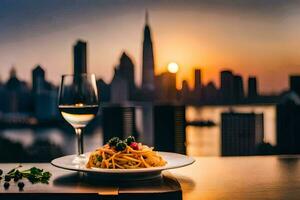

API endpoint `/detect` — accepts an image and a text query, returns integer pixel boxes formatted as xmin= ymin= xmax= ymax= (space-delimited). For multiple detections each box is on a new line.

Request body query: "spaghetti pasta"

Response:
xmin=86 ymin=137 xmax=167 ymax=169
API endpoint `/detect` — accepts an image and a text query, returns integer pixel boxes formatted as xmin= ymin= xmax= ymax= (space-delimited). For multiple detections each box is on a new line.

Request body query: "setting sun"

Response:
xmin=168 ymin=62 xmax=179 ymax=73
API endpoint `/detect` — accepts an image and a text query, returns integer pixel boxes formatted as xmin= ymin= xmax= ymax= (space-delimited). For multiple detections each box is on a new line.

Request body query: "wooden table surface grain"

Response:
xmin=0 ymin=155 xmax=300 ymax=200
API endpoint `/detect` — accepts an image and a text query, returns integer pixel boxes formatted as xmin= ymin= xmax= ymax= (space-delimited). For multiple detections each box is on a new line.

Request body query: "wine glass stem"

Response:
xmin=75 ymin=128 xmax=84 ymax=156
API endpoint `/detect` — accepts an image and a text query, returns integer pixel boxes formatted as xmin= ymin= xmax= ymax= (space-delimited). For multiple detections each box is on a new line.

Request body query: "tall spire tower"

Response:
xmin=142 ymin=11 xmax=155 ymax=91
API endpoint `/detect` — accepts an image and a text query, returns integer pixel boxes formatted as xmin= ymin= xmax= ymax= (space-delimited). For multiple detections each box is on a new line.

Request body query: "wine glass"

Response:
xmin=58 ymin=74 xmax=99 ymax=164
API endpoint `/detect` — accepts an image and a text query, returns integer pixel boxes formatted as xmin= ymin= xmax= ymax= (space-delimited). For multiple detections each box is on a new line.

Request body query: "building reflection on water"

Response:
xmin=186 ymin=105 xmax=276 ymax=156
xmin=0 ymin=105 xmax=276 ymax=159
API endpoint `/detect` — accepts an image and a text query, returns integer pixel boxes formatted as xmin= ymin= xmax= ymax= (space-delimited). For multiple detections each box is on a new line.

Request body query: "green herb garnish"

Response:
xmin=1 ymin=166 xmax=52 ymax=186
xmin=108 ymin=137 xmax=120 ymax=147
xmin=21 ymin=167 xmax=52 ymax=184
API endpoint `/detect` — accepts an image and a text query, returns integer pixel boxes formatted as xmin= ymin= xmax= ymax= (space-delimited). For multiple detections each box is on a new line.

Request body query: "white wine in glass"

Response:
xmin=58 ymin=74 xmax=99 ymax=164
xmin=59 ymin=104 xmax=99 ymax=128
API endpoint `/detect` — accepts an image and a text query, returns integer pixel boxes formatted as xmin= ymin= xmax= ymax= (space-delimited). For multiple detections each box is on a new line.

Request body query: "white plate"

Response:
xmin=51 ymin=152 xmax=195 ymax=180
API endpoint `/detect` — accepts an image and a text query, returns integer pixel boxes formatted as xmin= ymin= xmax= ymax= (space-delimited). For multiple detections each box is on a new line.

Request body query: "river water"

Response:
xmin=186 ymin=105 xmax=276 ymax=156
xmin=0 ymin=105 xmax=276 ymax=157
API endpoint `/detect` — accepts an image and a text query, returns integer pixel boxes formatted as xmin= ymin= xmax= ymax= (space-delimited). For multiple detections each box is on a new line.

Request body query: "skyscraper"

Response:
xmin=5 ymin=67 xmax=21 ymax=112
xmin=202 ymin=81 xmax=219 ymax=104
xmin=289 ymin=75 xmax=300 ymax=97
xmin=194 ymin=69 xmax=202 ymax=91
xmin=142 ymin=11 xmax=155 ymax=92
xmin=110 ymin=70 xmax=129 ymax=104
xmin=220 ymin=70 xmax=234 ymax=104
xmin=221 ymin=112 xmax=264 ymax=156
xmin=110 ymin=52 xmax=136 ymax=102
xmin=233 ymin=75 xmax=244 ymax=103
xmin=32 ymin=65 xmax=45 ymax=94
xmin=97 ymin=79 xmax=110 ymax=102
xmin=193 ymin=69 xmax=202 ymax=102
xmin=180 ymin=80 xmax=190 ymax=103
xmin=248 ymin=76 xmax=257 ymax=99
xmin=31 ymin=65 xmax=59 ymax=120
xmin=73 ymin=40 xmax=87 ymax=76
xmin=116 ymin=52 xmax=136 ymax=98
xmin=5 ymin=67 xmax=31 ymax=113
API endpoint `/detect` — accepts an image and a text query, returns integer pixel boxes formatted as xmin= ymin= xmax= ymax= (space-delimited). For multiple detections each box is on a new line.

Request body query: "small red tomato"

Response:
xmin=130 ymin=142 xmax=139 ymax=150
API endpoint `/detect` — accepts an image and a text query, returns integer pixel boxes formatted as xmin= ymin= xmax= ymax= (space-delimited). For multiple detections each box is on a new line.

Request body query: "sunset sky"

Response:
xmin=0 ymin=0 xmax=300 ymax=93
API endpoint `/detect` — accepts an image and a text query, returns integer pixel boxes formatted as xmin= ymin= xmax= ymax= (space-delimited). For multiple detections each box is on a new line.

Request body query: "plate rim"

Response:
xmin=51 ymin=151 xmax=195 ymax=174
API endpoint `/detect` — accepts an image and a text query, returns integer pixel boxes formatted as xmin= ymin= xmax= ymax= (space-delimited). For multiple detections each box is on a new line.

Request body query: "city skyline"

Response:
xmin=0 ymin=12 xmax=298 ymax=106
xmin=1 ymin=1 xmax=300 ymax=93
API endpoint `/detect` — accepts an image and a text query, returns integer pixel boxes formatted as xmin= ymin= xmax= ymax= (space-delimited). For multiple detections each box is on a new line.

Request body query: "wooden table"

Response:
xmin=1 ymin=156 xmax=300 ymax=200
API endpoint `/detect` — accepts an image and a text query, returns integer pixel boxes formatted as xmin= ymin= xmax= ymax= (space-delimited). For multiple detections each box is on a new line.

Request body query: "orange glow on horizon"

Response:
xmin=0 ymin=6 xmax=297 ymax=94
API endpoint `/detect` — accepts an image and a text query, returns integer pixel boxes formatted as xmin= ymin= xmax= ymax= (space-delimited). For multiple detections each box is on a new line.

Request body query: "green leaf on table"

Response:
xmin=2 ymin=166 xmax=52 ymax=185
